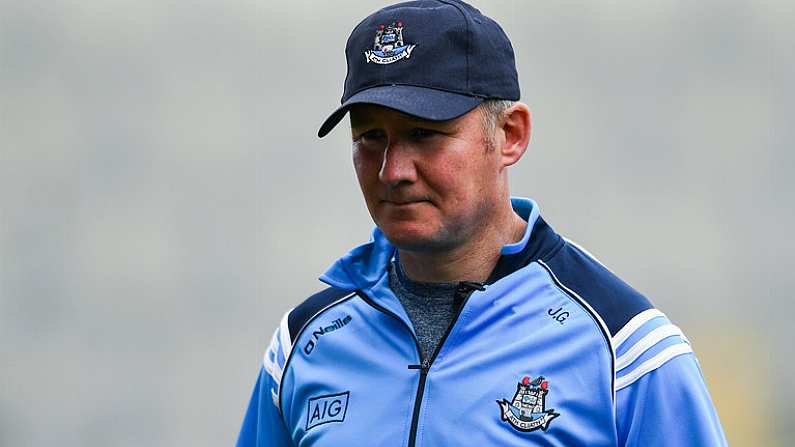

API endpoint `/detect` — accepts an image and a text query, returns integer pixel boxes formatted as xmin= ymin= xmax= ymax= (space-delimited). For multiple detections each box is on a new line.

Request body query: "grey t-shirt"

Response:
xmin=388 ymin=260 xmax=460 ymax=363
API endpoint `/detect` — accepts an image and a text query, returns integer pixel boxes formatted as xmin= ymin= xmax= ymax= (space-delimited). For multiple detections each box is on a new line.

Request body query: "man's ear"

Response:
xmin=499 ymin=102 xmax=531 ymax=168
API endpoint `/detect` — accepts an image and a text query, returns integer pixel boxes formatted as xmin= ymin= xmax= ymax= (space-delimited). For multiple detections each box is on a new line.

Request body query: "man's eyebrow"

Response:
xmin=349 ymin=114 xmax=374 ymax=129
xmin=398 ymin=111 xmax=451 ymax=127
xmin=349 ymin=112 xmax=456 ymax=130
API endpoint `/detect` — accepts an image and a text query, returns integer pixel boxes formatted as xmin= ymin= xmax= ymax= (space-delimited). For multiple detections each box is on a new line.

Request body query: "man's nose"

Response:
xmin=378 ymin=139 xmax=417 ymax=186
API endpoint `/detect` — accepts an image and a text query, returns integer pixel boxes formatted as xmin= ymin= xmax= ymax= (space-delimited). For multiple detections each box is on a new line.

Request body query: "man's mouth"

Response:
xmin=382 ymin=198 xmax=431 ymax=206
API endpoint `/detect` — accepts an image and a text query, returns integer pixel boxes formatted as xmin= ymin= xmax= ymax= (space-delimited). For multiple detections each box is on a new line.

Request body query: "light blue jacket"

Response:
xmin=237 ymin=197 xmax=727 ymax=446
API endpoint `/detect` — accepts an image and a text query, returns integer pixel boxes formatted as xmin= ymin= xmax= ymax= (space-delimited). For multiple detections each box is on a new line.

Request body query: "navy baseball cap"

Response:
xmin=317 ymin=0 xmax=520 ymax=138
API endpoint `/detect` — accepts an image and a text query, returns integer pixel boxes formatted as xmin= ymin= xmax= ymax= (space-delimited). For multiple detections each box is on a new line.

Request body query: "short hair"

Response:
xmin=478 ymin=99 xmax=515 ymax=150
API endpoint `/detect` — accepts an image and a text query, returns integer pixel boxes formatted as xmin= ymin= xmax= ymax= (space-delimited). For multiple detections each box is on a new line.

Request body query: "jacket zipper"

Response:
xmin=406 ymin=358 xmax=431 ymax=447
xmin=359 ymin=281 xmax=485 ymax=447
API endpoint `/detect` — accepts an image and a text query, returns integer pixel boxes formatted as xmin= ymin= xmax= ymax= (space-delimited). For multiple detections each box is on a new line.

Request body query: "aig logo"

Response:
xmin=306 ymin=391 xmax=350 ymax=431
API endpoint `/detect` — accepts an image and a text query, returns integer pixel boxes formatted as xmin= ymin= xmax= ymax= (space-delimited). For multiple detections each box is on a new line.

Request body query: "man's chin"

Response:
xmin=378 ymin=225 xmax=458 ymax=253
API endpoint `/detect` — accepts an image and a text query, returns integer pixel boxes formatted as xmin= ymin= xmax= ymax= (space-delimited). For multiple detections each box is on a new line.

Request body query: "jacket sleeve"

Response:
xmin=613 ymin=311 xmax=727 ymax=446
xmin=616 ymin=353 xmax=727 ymax=446
xmin=237 ymin=319 xmax=295 ymax=447
xmin=236 ymin=368 xmax=294 ymax=447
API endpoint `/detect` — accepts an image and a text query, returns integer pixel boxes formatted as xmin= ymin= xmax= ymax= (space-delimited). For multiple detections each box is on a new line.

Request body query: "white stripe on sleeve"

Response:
xmin=279 ymin=308 xmax=294 ymax=362
xmin=613 ymin=308 xmax=665 ymax=348
xmin=616 ymin=343 xmax=693 ymax=390
xmin=616 ymin=324 xmax=685 ymax=371
xmin=263 ymin=329 xmax=283 ymax=383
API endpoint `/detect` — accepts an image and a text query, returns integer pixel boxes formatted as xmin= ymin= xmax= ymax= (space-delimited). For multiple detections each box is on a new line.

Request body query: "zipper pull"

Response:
xmin=454 ymin=280 xmax=485 ymax=306
xmin=408 ymin=358 xmax=431 ymax=373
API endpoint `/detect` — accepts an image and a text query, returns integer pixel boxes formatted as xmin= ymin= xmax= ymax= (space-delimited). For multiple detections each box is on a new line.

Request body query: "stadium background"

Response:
xmin=1 ymin=0 xmax=792 ymax=445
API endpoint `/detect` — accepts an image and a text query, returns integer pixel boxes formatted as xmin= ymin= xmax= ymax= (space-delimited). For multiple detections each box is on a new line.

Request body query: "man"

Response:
xmin=238 ymin=1 xmax=727 ymax=445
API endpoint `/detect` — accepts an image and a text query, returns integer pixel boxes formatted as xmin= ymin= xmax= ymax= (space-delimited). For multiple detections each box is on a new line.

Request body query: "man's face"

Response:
xmin=350 ymin=104 xmax=501 ymax=252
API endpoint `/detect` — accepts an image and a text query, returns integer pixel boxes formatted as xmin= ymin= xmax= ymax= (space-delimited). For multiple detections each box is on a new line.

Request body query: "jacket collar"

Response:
xmin=319 ymin=196 xmax=561 ymax=290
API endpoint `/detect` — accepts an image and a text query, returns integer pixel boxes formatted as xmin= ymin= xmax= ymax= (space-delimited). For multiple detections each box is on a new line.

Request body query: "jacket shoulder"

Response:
xmin=286 ymin=286 xmax=355 ymax=342
xmin=540 ymin=239 xmax=653 ymax=336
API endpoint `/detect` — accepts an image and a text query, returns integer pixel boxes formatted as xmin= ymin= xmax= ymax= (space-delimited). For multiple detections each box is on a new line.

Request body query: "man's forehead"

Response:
xmin=349 ymin=104 xmax=464 ymax=128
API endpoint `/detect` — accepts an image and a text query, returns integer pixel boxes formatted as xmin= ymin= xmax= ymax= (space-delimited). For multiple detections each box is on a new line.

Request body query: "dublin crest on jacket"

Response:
xmin=497 ymin=376 xmax=560 ymax=433
xmin=364 ymin=21 xmax=417 ymax=64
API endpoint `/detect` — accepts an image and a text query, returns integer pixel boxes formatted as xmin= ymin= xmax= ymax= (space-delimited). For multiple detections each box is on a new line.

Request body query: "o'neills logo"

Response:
xmin=303 ymin=315 xmax=353 ymax=355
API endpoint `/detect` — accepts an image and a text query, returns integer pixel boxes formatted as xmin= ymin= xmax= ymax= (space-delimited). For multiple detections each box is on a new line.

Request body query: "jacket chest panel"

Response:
xmin=284 ymin=265 xmax=615 ymax=446
xmin=284 ymin=302 xmax=419 ymax=446
xmin=414 ymin=266 xmax=615 ymax=446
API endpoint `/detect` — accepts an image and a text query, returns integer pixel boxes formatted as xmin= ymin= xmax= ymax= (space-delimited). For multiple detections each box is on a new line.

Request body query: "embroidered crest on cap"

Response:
xmin=496 ymin=376 xmax=560 ymax=433
xmin=364 ymin=21 xmax=417 ymax=64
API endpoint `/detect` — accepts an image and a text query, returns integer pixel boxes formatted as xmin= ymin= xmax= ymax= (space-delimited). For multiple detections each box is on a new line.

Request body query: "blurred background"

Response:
xmin=1 ymin=0 xmax=792 ymax=445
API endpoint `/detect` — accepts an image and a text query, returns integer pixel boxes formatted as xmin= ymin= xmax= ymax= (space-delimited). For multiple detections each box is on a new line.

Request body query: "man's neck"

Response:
xmin=397 ymin=211 xmax=528 ymax=284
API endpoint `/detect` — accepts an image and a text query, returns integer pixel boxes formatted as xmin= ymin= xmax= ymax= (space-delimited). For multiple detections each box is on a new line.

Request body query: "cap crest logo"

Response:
xmin=496 ymin=376 xmax=560 ymax=433
xmin=364 ymin=21 xmax=417 ymax=64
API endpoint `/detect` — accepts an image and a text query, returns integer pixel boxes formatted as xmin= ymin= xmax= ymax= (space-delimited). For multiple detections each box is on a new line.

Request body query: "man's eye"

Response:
xmin=355 ymin=130 xmax=386 ymax=144
xmin=410 ymin=128 xmax=437 ymax=139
